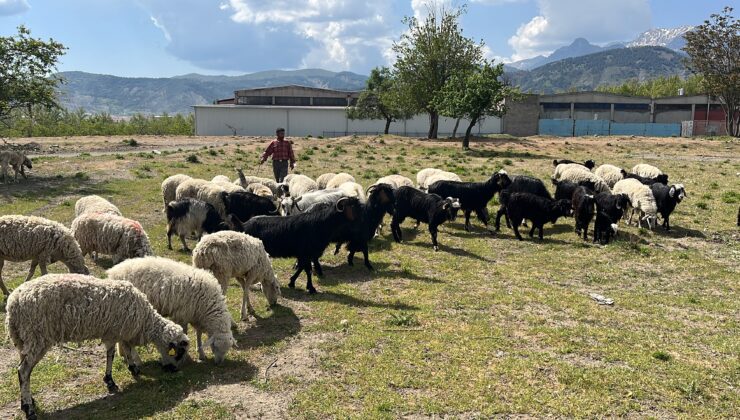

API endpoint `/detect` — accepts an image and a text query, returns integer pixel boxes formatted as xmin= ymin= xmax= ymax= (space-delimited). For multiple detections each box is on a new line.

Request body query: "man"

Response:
xmin=259 ymin=127 xmax=296 ymax=182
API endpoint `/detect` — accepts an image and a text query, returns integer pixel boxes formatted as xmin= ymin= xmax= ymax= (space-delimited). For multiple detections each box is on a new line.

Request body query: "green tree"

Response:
xmin=393 ymin=3 xmax=484 ymax=139
xmin=435 ymin=61 xmax=518 ymax=149
xmin=346 ymin=67 xmax=413 ymax=134
xmin=0 ymin=26 xmax=67 ymax=136
xmin=683 ymin=6 xmax=740 ymax=137
xmin=597 ymin=75 xmax=706 ymax=97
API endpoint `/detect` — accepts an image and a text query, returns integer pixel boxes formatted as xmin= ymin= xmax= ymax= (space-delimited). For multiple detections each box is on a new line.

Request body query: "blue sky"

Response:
xmin=0 ymin=0 xmax=730 ymax=77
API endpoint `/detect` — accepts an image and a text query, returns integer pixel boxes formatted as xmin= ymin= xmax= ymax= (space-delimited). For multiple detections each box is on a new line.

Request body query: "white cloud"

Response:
xmin=508 ymin=0 xmax=651 ymax=60
xmin=0 ymin=0 xmax=30 ymax=16
xmin=149 ymin=16 xmax=171 ymax=42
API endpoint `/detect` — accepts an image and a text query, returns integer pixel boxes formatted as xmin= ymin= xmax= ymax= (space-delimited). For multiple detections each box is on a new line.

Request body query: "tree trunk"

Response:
xmin=384 ymin=118 xmax=392 ymax=135
xmin=428 ymin=111 xmax=439 ymax=139
xmin=27 ymin=105 xmax=33 ymax=137
xmin=451 ymin=117 xmax=461 ymax=138
xmin=462 ymin=117 xmax=478 ymax=149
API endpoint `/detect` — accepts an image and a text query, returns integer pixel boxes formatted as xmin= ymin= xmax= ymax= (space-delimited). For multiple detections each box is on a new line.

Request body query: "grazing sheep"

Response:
xmin=6 ymin=274 xmax=190 ymax=420
xmin=374 ymin=174 xmax=414 ymax=189
xmin=558 ymin=167 xmax=612 ymax=194
xmin=286 ymin=174 xmax=319 ymax=198
xmin=316 ymin=172 xmax=337 ymax=189
xmin=423 ymin=171 xmax=462 ymax=190
xmin=553 ymin=159 xmax=595 ymax=170
xmin=0 ymin=150 xmax=33 ymax=183
xmin=211 ymin=175 xmax=231 ymax=183
xmin=176 ymin=180 xmax=230 ymax=218
xmin=429 ymin=171 xmax=511 ymax=232
xmin=107 ymin=257 xmax=235 ymax=363
xmin=572 ymin=186 xmax=596 ymax=240
xmin=631 ymin=163 xmax=665 ymax=180
xmin=391 ymin=186 xmax=461 ymax=251
xmin=234 ymin=168 xmax=282 ymax=196
xmin=165 ymin=198 xmax=233 ymax=251
xmin=223 ymin=190 xmax=280 ymax=223
xmin=0 ymin=215 xmax=89 ymax=296
xmin=325 ymin=172 xmax=356 ymax=190
xmin=337 ymin=181 xmax=367 ymax=203
xmin=593 ymin=210 xmax=620 ymax=245
xmin=650 ymin=183 xmax=687 ymax=231
xmin=213 ymin=180 xmax=246 ymax=193
xmin=74 ymin=195 xmax=122 ymax=217
xmin=553 ymin=179 xmax=597 ymax=201
xmin=594 ymin=164 xmax=624 ymax=188
xmin=246 ymin=183 xmax=274 ymax=197
xmin=416 ymin=168 xmax=442 ymax=189
xmin=593 ymin=192 xmax=630 ymax=244
xmin=613 ymin=178 xmax=658 ymax=229
xmin=71 ymin=213 xmax=153 ymax=264
xmin=552 ymin=163 xmax=590 ymax=180
xmin=283 ymin=173 xmax=295 ymax=184
xmin=495 ymin=175 xmax=551 ymax=231
xmin=161 ymin=174 xmax=192 ymax=211
xmin=192 ymin=231 xmax=281 ymax=319
xmin=503 ymin=193 xmax=572 ymax=240
xmin=620 ymin=169 xmax=669 ymax=186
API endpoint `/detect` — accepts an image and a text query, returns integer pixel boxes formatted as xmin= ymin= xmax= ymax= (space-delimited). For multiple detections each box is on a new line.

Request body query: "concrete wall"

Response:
xmin=654 ymin=109 xmax=693 ymax=123
xmin=613 ymin=110 xmax=651 ymax=123
xmin=502 ymin=95 xmax=539 ymax=136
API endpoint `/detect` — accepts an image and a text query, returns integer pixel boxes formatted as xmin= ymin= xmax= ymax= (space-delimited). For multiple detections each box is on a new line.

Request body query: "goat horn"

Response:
xmin=336 ymin=197 xmax=349 ymax=212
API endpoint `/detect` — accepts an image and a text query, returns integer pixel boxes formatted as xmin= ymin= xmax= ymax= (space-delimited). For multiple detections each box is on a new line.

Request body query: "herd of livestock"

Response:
xmin=0 ymin=148 xmax=698 ymax=419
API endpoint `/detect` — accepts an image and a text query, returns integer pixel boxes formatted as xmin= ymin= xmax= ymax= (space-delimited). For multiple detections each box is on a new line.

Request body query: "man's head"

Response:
xmin=276 ymin=127 xmax=285 ymax=140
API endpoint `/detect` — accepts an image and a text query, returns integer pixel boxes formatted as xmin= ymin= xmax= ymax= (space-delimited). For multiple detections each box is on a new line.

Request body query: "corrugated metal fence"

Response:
xmin=539 ymin=119 xmax=681 ymax=137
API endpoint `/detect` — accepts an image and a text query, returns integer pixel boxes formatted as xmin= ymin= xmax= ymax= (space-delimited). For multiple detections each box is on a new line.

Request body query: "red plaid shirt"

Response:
xmin=261 ymin=139 xmax=296 ymax=164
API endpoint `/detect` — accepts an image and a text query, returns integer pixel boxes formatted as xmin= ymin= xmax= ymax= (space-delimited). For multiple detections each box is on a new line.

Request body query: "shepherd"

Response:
xmin=259 ymin=127 xmax=296 ymax=183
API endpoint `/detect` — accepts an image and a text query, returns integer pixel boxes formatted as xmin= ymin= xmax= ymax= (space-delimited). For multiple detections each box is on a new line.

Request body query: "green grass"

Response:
xmin=0 ymin=134 xmax=737 ymax=418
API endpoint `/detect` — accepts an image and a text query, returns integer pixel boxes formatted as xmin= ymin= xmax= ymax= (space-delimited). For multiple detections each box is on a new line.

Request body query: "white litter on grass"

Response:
xmin=590 ymin=293 xmax=614 ymax=305
xmin=152 ymin=150 xmax=162 ymax=155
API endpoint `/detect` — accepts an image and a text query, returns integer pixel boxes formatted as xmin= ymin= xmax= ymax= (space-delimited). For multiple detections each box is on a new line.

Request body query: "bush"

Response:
xmin=186 ymin=154 xmax=200 ymax=164
xmin=122 ymin=138 xmax=139 ymax=147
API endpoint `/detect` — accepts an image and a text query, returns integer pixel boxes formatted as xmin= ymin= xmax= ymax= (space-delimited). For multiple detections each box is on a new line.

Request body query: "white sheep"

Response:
xmin=424 ymin=171 xmax=462 ymax=189
xmin=234 ymin=168 xmax=281 ymax=195
xmin=559 ymin=167 xmax=612 ymax=194
xmin=71 ymin=213 xmax=153 ymax=264
xmin=176 ymin=179 xmax=229 ymax=218
xmin=416 ymin=168 xmax=442 ymax=189
xmin=316 ymin=172 xmax=337 ymax=189
xmin=6 ymin=273 xmax=190 ymax=419
xmin=107 ymin=257 xmax=235 ymax=363
xmin=337 ymin=181 xmax=367 ymax=203
xmin=613 ymin=178 xmax=658 ymax=229
xmin=213 ymin=180 xmax=245 ymax=193
xmin=246 ymin=183 xmax=274 ymax=197
xmin=553 ymin=163 xmax=590 ymax=180
xmin=375 ymin=174 xmax=414 ymax=189
xmin=287 ymin=174 xmax=319 ymax=198
xmin=161 ymin=174 xmax=192 ymax=211
xmin=593 ymin=164 xmax=624 ymax=188
xmin=192 ymin=231 xmax=281 ymax=321
xmin=283 ymin=173 xmax=295 ymax=184
xmin=631 ymin=163 xmax=664 ymax=179
xmin=211 ymin=175 xmax=231 ymax=183
xmin=0 ymin=215 xmax=89 ymax=296
xmin=74 ymin=195 xmax=122 ymax=217
xmin=325 ymin=172 xmax=356 ymax=190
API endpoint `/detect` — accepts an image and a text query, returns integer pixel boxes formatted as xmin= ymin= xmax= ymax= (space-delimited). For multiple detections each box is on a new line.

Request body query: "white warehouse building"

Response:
xmin=193 ymin=85 xmax=502 ymax=137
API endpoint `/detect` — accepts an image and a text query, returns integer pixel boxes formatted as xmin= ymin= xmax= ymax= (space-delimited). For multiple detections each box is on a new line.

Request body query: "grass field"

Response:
xmin=0 ymin=134 xmax=738 ymax=419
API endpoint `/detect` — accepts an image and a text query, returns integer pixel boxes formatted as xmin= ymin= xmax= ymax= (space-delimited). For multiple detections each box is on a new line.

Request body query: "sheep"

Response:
xmin=316 ymin=172 xmax=337 ymax=189
xmin=423 ymin=171 xmax=462 ymax=190
xmin=0 ymin=150 xmax=32 ymax=183
xmin=613 ymin=178 xmax=658 ymax=229
xmin=192 ymin=231 xmax=281 ymax=320
xmin=234 ymin=168 xmax=282 ymax=196
xmin=165 ymin=198 xmax=233 ymax=251
xmin=416 ymin=168 xmax=441 ymax=189
xmin=107 ymin=257 xmax=235 ymax=363
xmin=390 ymin=186 xmax=461 ymax=251
xmin=71 ymin=213 xmax=153 ymax=264
xmin=176 ymin=180 xmax=229 ymax=218
xmin=213 ymin=180 xmax=246 ymax=193
xmin=558 ymin=167 xmax=612 ymax=194
xmin=553 ymin=179 xmax=597 ymax=201
xmin=239 ymin=197 xmax=361 ymax=294
xmin=325 ymin=172 xmax=356 ymax=190
xmin=280 ymin=188 xmax=348 ymax=216
xmin=74 ymin=195 xmax=122 ymax=217
xmin=620 ymin=169 xmax=669 ymax=186
xmin=6 ymin=274 xmax=190 ymax=419
xmin=374 ymin=174 xmax=414 ymax=189
xmin=552 ymin=163 xmax=590 ymax=180
xmin=161 ymin=174 xmax=192 ymax=211
xmin=593 ymin=192 xmax=630 ymax=244
xmin=337 ymin=181 xmax=367 ymax=203
xmin=495 ymin=175 xmax=551 ymax=231
xmin=428 ymin=171 xmax=511 ymax=232
xmin=286 ymin=174 xmax=319 ymax=198
xmin=553 ymin=159 xmax=595 ymax=170
xmin=593 ymin=210 xmax=620 ymax=245
xmin=223 ymin=190 xmax=280 ymax=223
xmin=211 ymin=175 xmax=231 ymax=183
xmin=245 ymin=183 xmax=274 ymax=197
xmin=283 ymin=173 xmax=295 ymax=184
xmin=503 ymin=193 xmax=572 ymax=240
xmin=594 ymin=164 xmax=624 ymax=188
xmin=0 ymin=215 xmax=89 ymax=296
xmin=631 ymin=163 xmax=665 ymax=180
xmin=650 ymin=183 xmax=687 ymax=231
xmin=572 ymin=186 xmax=596 ymax=240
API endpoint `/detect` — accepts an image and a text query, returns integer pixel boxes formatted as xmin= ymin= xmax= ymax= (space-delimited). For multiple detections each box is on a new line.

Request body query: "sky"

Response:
xmin=0 ymin=0 xmax=731 ymax=77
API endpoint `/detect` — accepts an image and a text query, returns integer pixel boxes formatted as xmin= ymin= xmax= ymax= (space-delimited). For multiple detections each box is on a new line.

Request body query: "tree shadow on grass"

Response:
xmin=233 ymin=304 xmax=301 ymax=349
xmin=0 ymin=174 xmax=114 ymax=203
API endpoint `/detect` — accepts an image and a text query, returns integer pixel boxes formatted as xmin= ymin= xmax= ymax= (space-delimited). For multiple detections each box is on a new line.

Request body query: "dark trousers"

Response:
xmin=272 ymin=160 xmax=289 ymax=182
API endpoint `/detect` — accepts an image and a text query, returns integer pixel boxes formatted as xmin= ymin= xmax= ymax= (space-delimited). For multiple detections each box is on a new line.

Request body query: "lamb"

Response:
xmin=0 ymin=215 xmax=89 ymax=296
xmin=650 ymin=183 xmax=687 ymax=230
xmin=553 ymin=159 xmax=595 ymax=170
xmin=234 ymin=168 xmax=282 ymax=196
xmin=503 ymin=193 xmax=572 ymax=240
xmin=374 ymin=174 xmax=414 ymax=189
xmin=552 ymin=163 xmax=590 ymax=180
xmin=176 ymin=180 xmax=229 ymax=218
xmin=428 ymin=171 xmax=511 ymax=232
xmin=593 ymin=164 xmax=624 ymax=188
xmin=553 ymin=179 xmax=597 ymax=201
xmin=0 ymin=150 xmax=33 ymax=183
xmin=572 ymin=186 xmax=596 ymax=240
xmin=390 ymin=186 xmax=461 ymax=251
xmin=223 ymin=190 xmax=280 ymax=223
xmin=423 ymin=171 xmax=462 ymax=190
xmin=107 ymin=257 xmax=235 ymax=363
xmin=192 ymin=231 xmax=281 ymax=320
xmin=337 ymin=181 xmax=367 ymax=203
xmin=620 ymin=169 xmax=669 ymax=186
xmin=593 ymin=192 xmax=630 ymax=244
xmin=631 ymin=163 xmax=665 ymax=180
xmin=239 ymin=197 xmax=361 ymax=293
xmin=211 ymin=175 xmax=231 ymax=183
xmin=316 ymin=172 xmax=337 ymax=189
xmin=71 ymin=213 xmax=154 ymax=264
xmin=280 ymin=188 xmax=348 ymax=216
xmin=74 ymin=195 xmax=122 ymax=217
xmin=613 ymin=178 xmax=658 ymax=229
xmin=286 ymin=174 xmax=319 ymax=198
xmin=495 ymin=175 xmax=551 ymax=231
xmin=558 ymin=167 xmax=612 ymax=194
xmin=161 ymin=174 xmax=192 ymax=211
xmin=6 ymin=274 xmax=190 ymax=420
xmin=593 ymin=210 xmax=620 ymax=245
xmin=165 ymin=198 xmax=233 ymax=251
xmin=325 ymin=172 xmax=356 ymax=190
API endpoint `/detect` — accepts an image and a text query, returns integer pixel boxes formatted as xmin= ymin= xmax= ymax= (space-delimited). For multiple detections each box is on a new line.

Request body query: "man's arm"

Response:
xmin=260 ymin=141 xmax=275 ymax=164
xmin=288 ymin=142 xmax=297 ymax=169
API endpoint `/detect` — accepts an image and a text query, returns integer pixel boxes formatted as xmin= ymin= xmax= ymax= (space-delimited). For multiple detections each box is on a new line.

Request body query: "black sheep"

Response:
xmin=240 ymin=197 xmax=360 ymax=294
xmin=553 ymin=159 xmax=596 ymax=170
xmin=593 ymin=210 xmax=619 ymax=245
xmin=165 ymin=198 xmax=232 ymax=251
xmin=495 ymin=175 xmax=552 ymax=231
xmin=649 ymin=183 xmax=686 ymax=230
xmin=552 ymin=179 xmax=597 ymax=201
xmin=620 ymin=170 xmax=668 ymax=186
xmin=504 ymin=193 xmax=572 ymax=240
xmin=592 ymin=192 xmax=630 ymax=244
xmin=223 ymin=190 xmax=279 ymax=223
xmin=572 ymin=186 xmax=596 ymax=240
xmin=427 ymin=171 xmax=511 ymax=232
xmin=391 ymin=186 xmax=460 ymax=251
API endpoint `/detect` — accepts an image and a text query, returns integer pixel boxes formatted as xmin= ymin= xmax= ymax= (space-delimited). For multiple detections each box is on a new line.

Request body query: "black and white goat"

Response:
xmin=620 ymin=169 xmax=668 ymax=186
xmin=553 ymin=159 xmax=596 ymax=170
xmin=390 ymin=186 xmax=461 ymax=251
xmin=223 ymin=190 xmax=279 ymax=223
xmin=503 ymin=192 xmax=572 ymax=240
xmin=592 ymin=192 xmax=630 ymax=244
xmin=649 ymin=183 xmax=686 ymax=230
xmin=572 ymin=186 xmax=596 ymax=240
xmin=165 ymin=198 xmax=232 ymax=251
xmin=495 ymin=175 xmax=552 ymax=231
xmin=427 ymin=171 xmax=511 ymax=232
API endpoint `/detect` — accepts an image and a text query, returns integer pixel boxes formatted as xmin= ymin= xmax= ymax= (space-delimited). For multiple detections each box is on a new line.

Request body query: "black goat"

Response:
xmin=620 ymin=169 xmax=668 ymax=186
xmin=504 ymin=193 xmax=572 ymax=240
xmin=593 ymin=192 xmax=630 ymax=244
xmin=553 ymin=159 xmax=596 ymax=170
xmin=572 ymin=186 xmax=596 ymax=240
xmin=391 ymin=186 xmax=460 ymax=251
xmin=593 ymin=210 xmax=619 ymax=245
xmin=428 ymin=171 xmax=511 ymax=232
xmin=650 ymin=183 xmax=686 ymax=230
xmin=239 ymin=197 xmax=360 ymax=294
xmin=223 ymin=190 xmax=279 ymax=223
xmin=495 ymin=175 xmax=552 ymax=231
xmin=165 ymin=198 xmax=232 ymax=251
xmin=553 ymin=179 xmax=597 ymax=201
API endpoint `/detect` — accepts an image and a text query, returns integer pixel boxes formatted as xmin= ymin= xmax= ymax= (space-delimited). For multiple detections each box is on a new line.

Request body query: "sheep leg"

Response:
xmin=19 ymin=351 xmax=44 ymax=420
xmin=103 ymin=343 xmax=119 ymax=393
xmin=0 ymin=259 xmax=9 ymax=296
xmin=39 ymin=261 xmax=47 ymax=276
xmin=118 ymin=342 xmax=142 ymax=377
xmin=510 ymin=216 xmax=523 ymax=241
xmin=583 ymin=222 xmax=589 ymax=240
xmin=463 ymin=210 xmax=472 ymax=231
xmin=333 ymin=243 xmax=342 ymax=255
xmin=359 ymin=245 xmax=373 ymax=271
xmin=312 ymin=258 xmax=324 ymax=276
xmin=20 ymin=166 xmax=27 ymax=179
xmin=178 ymin=234 xmax=190 ymax=252
xmin=538 ymin=224 xmax=544 ymax=240
xmin=476 ymin=207 xmax=493 ymax=234
xmin=196 ymin=329 xmax=207 ymax=361
xmin=288 ymin=264 xmax=303 ymax=289
xmin=529 ymin=225 xmax=536 ymax=238
xmin=239 ymin=277 xmax=255 ymax=320
xmin=24 ymin=260 xmax=38 ymax=283
xmin=390 ymin=216 xmax=404 ymax=243
xmin=301 ymin=258 xmax=317 ymax=294
xmin=664 ymin=215 xmax=670 ymax=231
xmin=429 ymin=225 xmax=440 ymax=252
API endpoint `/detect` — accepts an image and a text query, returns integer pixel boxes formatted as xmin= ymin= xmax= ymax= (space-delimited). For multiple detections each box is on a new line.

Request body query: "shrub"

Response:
xmin=122 ymin=138 xmax=138 ymax=147
xmin=186 ymin=154 xmax=200 ymax=164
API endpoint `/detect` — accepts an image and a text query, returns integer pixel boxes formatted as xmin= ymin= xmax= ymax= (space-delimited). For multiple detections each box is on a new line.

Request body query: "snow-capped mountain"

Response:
xmin=627 ymin=26 xmax=694 ymax=50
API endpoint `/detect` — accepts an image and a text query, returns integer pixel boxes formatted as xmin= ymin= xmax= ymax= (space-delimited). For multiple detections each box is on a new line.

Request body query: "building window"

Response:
xmin=614 ymin=103 xmax=650 ymax=111
xmin=274 ymin=96 xmax=311 ymax=106
xmin=542 ymin=102 xmax=571 ymax=109
xmin=313 ymin=97 xmax=349 ymax=106
xmin=237 ymin=96 xmax=272 ymax=105
xmin=574 ymin=102 xmax=611 ymax=110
